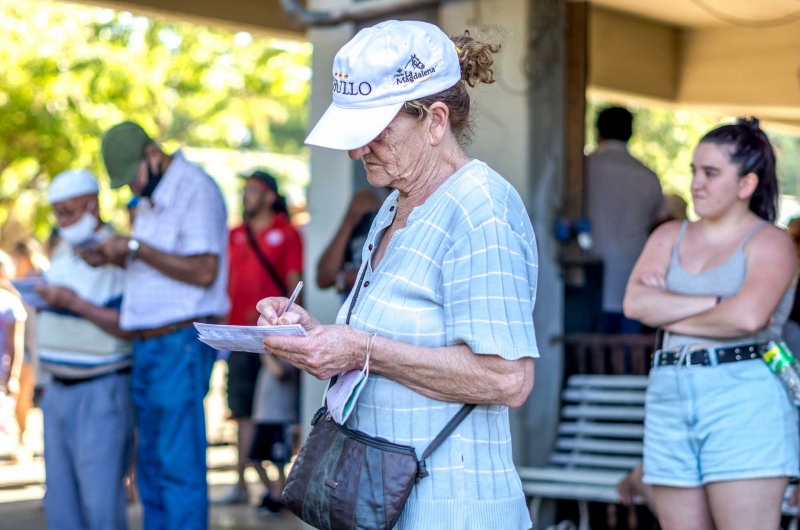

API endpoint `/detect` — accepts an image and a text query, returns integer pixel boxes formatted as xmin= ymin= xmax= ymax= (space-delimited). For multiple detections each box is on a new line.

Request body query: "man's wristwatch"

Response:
xmin=127 ymin=238 xmax=140 ymax=262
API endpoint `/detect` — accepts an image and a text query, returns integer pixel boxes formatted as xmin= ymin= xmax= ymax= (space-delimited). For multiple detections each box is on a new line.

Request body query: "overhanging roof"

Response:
xmin=587 ymin=2 xmax=800 ymax=131
xmin=63 ymin=0 xmax=305 ymax=40
xmin=590 ymin=0 xmax=800 ymax=28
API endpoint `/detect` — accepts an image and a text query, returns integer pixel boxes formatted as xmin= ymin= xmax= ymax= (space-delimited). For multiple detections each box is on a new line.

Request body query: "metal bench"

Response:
xmin=519 ymin=373 xmax=799 ymax=530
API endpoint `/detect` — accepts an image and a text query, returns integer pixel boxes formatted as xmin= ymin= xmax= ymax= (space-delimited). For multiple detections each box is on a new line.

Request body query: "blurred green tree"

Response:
xmin=0 ymin=0 xmax=311 ymax=244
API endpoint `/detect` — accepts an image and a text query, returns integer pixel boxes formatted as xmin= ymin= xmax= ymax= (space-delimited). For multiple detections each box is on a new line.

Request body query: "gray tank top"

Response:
xmin=663 ymin=221 xmax=795 ymax=350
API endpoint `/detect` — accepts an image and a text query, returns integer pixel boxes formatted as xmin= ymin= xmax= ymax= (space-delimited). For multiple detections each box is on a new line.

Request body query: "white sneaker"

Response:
xmin=211 ymin=485 xmax=249 ymax=505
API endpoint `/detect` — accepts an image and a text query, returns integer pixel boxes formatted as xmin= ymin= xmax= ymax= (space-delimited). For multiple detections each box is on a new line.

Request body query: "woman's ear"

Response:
xmin=738 ymin=172 xmax=759 ymax=200
xmin=427 ymin=102 xmax=450 ymax=146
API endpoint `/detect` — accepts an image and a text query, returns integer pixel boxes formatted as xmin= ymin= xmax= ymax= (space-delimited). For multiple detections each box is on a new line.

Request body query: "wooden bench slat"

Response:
xmin=562 ymin=405 xmax=645 ymax=421
xmin=562 ymin=389 xmax=646 ymax=404
xmin=522 ymin=482 xmax=623 ymax=504
xmin=550 ymin=453 xmax=641 ymax=470
xmin=566 ymin=375 xmax=648 ymax=389
xmin=555 ymin=438 xmax=644 ymax=455
xmin=558 ymin=422 xmax=645 ymax=438
xmin=517 ymin=467 xmax=626 ymax=486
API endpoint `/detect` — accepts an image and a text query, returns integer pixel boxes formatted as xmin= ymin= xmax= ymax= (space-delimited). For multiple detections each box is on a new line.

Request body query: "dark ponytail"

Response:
xmin=700 ymin=117 xmax=778 ymax=222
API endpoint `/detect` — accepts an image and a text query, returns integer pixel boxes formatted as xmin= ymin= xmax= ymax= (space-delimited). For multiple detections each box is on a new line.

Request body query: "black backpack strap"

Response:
xmin=244 ymin=224 xmax=288 ymax=297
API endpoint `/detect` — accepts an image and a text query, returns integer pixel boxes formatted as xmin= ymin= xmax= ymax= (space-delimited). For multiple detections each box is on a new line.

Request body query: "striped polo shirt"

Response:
xmin=337 ymin=159 xmax=538 ymax=530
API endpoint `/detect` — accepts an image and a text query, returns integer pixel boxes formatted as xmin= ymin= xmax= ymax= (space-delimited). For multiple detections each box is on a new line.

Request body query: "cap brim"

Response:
xmin=109 ymin=161 xmax=140 ymax=189
xmin=305 ymin=102 xmax=404 ymax=151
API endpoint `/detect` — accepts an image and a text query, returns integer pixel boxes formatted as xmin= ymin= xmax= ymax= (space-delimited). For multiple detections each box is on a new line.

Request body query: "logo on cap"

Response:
xmin=333 ymin=72 xmax=373 ymax=96
xmin=394 ymin=54 xmax=436 ymax=86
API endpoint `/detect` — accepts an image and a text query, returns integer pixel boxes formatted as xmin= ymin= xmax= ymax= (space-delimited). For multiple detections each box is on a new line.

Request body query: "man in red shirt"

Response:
xmin=215 ymin=170 xmax=303 ymax=506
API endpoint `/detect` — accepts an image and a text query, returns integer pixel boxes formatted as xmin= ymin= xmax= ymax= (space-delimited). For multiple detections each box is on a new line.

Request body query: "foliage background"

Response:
xmin=0 ymin=0 xmax=311 ymax=245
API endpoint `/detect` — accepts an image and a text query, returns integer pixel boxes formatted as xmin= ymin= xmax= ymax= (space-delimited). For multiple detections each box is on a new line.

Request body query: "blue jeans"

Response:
xmin=644 ymin=359 xmax=799 ymax=486
xmin=43 ymin=371 xmax=135 ymax=530
xmin=132 ymin=327 xmax=216 ymax=530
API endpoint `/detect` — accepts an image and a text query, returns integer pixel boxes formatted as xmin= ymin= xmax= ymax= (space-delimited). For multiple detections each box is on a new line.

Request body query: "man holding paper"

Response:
xmin=95 ymin=121 xmax=229 ymax=530
xmin=35 ymin=169 xmax=135 ymax=530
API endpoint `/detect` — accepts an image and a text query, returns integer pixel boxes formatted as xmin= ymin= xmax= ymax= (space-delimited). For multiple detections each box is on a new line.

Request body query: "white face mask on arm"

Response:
xmin=59 ymin=206 xmax=99 ymax=247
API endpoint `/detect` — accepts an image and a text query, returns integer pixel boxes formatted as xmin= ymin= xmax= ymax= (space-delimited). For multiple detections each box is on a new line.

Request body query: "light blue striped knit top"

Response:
xmin=336 ymin=160 xmax=538 ymax=530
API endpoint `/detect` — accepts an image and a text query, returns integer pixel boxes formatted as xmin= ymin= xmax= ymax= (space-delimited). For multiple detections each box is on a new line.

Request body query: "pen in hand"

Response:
xmin=280 ymin=281 xmax=304 ymax=319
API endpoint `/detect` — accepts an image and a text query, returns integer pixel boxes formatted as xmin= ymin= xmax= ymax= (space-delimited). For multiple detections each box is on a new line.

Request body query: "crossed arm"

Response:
xmin=623 ymin=221 xmax=797 ymax=339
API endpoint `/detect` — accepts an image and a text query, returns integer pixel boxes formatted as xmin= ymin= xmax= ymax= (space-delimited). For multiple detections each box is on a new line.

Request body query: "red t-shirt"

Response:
xmin=228 ymin=214 xmax=303 ymax=326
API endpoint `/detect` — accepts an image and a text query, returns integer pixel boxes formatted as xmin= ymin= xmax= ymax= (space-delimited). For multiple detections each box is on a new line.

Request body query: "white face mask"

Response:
xmin=326 ymin=361 xmax=370 ymax=426
xmin=60 ymin=209 xmax=98 ymax=246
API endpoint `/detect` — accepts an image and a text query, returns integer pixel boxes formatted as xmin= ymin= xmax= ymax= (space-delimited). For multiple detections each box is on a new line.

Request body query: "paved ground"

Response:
xmin=0 ymin=361 xmax=301 ymax=530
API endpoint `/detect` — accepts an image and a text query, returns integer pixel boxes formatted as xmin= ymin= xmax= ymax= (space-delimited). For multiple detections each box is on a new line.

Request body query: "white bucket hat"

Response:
xmin=305 ymin=20 xmax=461 ymax=151
xmin=48 ymin=169 xmax=100 ymax=204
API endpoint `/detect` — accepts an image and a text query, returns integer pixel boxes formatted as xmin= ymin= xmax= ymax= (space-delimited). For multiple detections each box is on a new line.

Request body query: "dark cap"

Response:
xmin=243 ymin=170 xmax=279 ymax=193
xmin=101 ymin=121 xmax=152 ymax=189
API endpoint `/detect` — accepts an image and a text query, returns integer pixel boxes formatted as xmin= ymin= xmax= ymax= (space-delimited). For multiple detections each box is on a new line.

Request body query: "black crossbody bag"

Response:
xmin=282 ymin=265 xmax=475 ymax=529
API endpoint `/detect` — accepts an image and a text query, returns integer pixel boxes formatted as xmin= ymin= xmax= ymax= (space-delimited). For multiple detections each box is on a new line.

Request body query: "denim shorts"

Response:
xmin=643 ymin=357 xmax=800 ymax=487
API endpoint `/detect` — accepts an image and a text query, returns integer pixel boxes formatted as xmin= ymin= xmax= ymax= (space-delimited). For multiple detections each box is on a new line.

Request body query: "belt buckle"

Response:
xmin=685 ymin=349 xmax=706 ymax=368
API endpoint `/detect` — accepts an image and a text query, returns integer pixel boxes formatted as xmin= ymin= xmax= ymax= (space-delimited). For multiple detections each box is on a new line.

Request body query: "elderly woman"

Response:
xmin=259 ymin=20 xmax=537 ymax=529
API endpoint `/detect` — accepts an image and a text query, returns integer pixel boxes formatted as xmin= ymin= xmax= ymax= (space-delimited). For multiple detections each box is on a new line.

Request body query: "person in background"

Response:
xmin=215 ymin=169 xmax=302 ymax=507
xmin=664 ymin=194 xmax=688 ymax=222
xmin=12 ymin=238 xmax=50 ymax=278
xmin=624 ymin=118 xmax=797 ymax=530
xmin=8 ymin=239 xmax=48 ymax=462
xmin=587 ymin=106 xmax=668 ymax=334
xmin=96 ymin=121 xmax=229 ymax=530
xmin=316 ymin=188 xmax=383 ymax=300
xmin=249 ymin=350 xmax=298 ymax=516
xmin=0 ymin=252 xmax=26 ymax=447
xmin=34 ymin=169 xmax=135 ymax=530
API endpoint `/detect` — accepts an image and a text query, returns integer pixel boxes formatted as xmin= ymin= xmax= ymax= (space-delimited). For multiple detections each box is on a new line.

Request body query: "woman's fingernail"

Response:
xmin=279 ymin=317 xmax=288 ymax=325
xmin=270 ymin=318 xmax=277 ymax=325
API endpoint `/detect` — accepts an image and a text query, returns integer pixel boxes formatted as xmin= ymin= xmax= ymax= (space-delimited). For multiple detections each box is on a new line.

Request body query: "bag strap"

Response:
xmin=339 ymin=260 xmax=475 ymax=481
xmin=420 ymin=404 xmax=476 ymax=462
xmin=245 ymin=224 xmax=288 ymax=297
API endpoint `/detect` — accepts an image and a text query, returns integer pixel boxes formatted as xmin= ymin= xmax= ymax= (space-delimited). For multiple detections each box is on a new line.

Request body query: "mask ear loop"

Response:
xmin=322 ymin=332 xmax=378 ymax=407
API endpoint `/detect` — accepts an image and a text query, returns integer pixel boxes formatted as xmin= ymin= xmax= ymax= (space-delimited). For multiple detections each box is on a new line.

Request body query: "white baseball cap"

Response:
xmin=305 ymin=20 xmax=462 ymax=151
xmin=48 ymin=169 xmax=100 ymax=204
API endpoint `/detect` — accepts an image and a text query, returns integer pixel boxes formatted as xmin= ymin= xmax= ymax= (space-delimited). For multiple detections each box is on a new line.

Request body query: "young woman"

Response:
xmin=624 ymin=117 xmax=798 ymax=530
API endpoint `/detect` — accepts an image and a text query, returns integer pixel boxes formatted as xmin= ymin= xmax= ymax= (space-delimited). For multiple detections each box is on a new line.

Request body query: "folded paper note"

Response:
xmin=193 ymin=322 xmax=307 ymax=354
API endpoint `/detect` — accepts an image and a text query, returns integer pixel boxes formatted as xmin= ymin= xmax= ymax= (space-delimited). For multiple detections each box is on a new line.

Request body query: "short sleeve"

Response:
xmin=442 ymin=217 xmax=538 ymax=360
xmin=180 ymin=177 xmax=228 ymax=256
xmin=282 ymin=227 xmax=304 ymax=279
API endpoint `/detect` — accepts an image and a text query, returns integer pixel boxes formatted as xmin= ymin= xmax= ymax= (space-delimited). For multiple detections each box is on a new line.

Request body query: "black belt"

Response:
xmin=654 ymin=343 xmax=764 ymax=367
xmin=53 ymin=367 xmax=132 ymax=387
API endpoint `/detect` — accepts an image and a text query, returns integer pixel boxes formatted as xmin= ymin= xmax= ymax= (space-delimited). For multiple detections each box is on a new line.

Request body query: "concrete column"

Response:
xmin=523 ymin=0 xmax=565 ymax=468
xmin=301 ymin=23 xmax=355 ymax=435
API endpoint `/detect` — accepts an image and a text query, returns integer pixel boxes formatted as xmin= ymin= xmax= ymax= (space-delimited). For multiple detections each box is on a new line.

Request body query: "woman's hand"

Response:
xmin=256 ymin=297 xmax=321 ymax=330
xmin=640 ymin=272 xmax=667 ymax=290
xmin=262 ymin=324 xmax=369 ymax=380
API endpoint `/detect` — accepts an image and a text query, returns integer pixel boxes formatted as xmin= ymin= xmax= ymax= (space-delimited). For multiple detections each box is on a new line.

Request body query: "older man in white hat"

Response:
xmin=35 ymin=169 xmax=135 ymax=530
